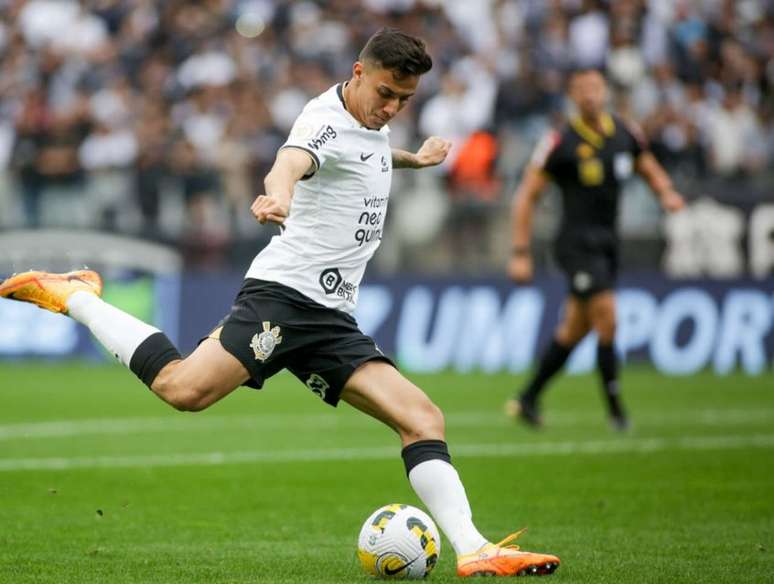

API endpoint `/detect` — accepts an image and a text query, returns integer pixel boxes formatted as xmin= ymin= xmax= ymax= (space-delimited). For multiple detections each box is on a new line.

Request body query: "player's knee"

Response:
xmin=171 ymin=392 xmax=209 ymax=412
xmin=403 ymin=400 xmax=445 ymax=442
xmin=594 ymin=319 xmax=616 ymax=345
xmin=153 ymin=374 xmax=211 ymax=412
xmin=556 ymin=322 xmax=587 ymax=346
xmin=170 ymin=385 xmax=212 ymax=412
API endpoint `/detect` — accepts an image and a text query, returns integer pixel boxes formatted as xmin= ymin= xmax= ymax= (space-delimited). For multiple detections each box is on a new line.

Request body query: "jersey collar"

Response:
xmin=336 ymin=82 xmax=347 ymax=110
xmin=570 ymin=113 xmax=615 ymax=149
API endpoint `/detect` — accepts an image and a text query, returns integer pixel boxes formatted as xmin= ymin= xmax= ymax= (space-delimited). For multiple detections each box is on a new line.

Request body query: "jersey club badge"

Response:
xmin=250 ymin=321 xmax=283 ymax=361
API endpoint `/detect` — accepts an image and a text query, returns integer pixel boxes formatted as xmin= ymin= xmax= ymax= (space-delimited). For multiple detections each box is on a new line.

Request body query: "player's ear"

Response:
xmin=353 ymin=62 xmax=364 ymax=83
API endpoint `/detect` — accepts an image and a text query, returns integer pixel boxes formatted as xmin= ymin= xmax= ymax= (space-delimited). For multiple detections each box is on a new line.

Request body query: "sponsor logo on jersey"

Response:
xmin=360 ymin=152 xmax=375 ymax=161
xmin=305 ymin=373 xmax=330 ymax=400
xmin=319 ymin=267 xmax=343 ymax=294
xmin=319 ymin=267 xmax=358 ymax=303
xmin=307 ymin=125 xmax=337 ymax=151
xmin=250 ymin=321 xmax=283 ymax=361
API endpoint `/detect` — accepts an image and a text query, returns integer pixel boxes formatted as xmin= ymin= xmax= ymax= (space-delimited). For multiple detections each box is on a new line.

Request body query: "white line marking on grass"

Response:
xmin=1 ymin=408 xmax=772 ymax=441
xmin=1 ymin=433 xmax=773 ymax=472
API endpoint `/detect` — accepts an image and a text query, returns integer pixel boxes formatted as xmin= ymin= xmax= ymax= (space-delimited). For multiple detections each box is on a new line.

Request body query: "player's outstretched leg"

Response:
xmin=1 ymin=269 xmax=177 ymax=379
xmin=342 ymin=362 xmax=560 ymax=577
xmin=0 ymin=269 xmax=245 ymax=411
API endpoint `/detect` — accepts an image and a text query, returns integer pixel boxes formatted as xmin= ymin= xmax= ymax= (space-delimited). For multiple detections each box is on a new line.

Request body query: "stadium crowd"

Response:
xmin=0 ymin=0 xmax=771 ymax=270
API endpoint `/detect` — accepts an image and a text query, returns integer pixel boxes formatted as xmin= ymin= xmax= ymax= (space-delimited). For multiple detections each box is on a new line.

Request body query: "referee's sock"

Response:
xmin=520 ymin=338 xmax=573 ymax=403
xmin=597 ymin=342 xmax=627 ymax=422
xmin=67 ymin=291 xmax=181 ymax=387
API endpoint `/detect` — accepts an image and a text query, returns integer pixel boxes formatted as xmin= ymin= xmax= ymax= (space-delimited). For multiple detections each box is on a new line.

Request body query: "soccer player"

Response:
xmin=506 ymin=68 xmax=685 ymax=430
xmin=1 ymin=29 xmax=559 ymax=577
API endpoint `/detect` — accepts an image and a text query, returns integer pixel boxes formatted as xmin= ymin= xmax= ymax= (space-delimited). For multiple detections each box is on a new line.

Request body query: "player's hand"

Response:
xmin=251 ymin=194 xmax=289 ymax=225
xmin=661 ymin=189 xmax=685 ymax=213
xmin=508 ymin=255 xmax=533 ymax=283
xmin=414 ymin=136 xmax=451 ymax=168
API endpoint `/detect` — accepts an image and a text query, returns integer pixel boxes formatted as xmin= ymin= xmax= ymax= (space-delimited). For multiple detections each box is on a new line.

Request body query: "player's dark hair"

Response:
xmin=359 ymin=28 xmax=432 ymax=79
xmin=567 ymin=66 xmax=607 ymax=84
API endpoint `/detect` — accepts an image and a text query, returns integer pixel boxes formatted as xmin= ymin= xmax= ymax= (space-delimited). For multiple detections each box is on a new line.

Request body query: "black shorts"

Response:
xmin=555 ymin=237 xmax=618 ymax=299
xmin=207 ymin=278 xmax=395 ymax=406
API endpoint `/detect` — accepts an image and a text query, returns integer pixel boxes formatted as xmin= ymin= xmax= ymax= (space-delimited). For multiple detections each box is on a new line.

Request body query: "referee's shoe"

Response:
xmin=505 ymin=395 xmax=543 ymax=428
xmin=0 ymin=270 xmax=102 ymax=314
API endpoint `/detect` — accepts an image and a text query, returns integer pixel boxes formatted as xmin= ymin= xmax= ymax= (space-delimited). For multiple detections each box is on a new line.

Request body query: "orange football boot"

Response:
xmin=0 ymin=270 xmax=102 ymax=315
xmin=457 ymin=529 xmax=560 ymax=577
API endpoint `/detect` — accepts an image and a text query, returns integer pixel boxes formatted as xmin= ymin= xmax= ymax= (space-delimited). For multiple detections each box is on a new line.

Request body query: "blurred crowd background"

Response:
xmin=0 ymin=0 xmax=772 ymax=274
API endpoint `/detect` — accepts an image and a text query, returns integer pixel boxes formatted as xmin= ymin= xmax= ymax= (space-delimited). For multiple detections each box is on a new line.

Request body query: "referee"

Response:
xmin=506 ymin=68 xmax=684 ymax=430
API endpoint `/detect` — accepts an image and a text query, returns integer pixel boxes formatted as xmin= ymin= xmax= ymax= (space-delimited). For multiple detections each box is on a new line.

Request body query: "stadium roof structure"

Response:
xmin=0 ymin=230 xmax=183 ymax=276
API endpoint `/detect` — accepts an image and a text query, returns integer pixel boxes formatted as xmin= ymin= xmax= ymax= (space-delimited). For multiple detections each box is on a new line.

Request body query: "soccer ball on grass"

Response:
xmin=357 ymin=503 xmax=441 ymax=579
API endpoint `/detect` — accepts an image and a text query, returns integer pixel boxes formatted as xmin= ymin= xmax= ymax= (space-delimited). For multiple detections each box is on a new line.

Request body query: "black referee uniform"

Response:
xmin=538 ymin=112 xmax=646 ymax=297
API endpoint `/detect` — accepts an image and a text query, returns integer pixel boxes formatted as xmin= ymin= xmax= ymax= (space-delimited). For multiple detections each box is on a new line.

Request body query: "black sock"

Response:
xmin=128 ymin=332 xmax=182 ymax=387
xmin=597 ymin=342 xmax=624 ymax=417
xmin=401 ymin=440 xmax=451 ymax=476
xmin=520 ymin=339 xmax=573 ymax=402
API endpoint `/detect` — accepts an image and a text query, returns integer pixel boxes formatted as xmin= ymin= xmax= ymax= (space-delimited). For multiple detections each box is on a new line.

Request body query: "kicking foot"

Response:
xmin=505 ymin=395 xmax=543 ymax=428
xmin=0 ymin=270 xmax=102 ymax=315
xmin=457 ymin=529 xmax=560 ymax=577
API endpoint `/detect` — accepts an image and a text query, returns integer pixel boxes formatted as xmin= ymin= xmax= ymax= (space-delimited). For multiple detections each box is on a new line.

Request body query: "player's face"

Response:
xmin=352 ymin=61 xmax=418 ymax=129
xmin=569 ymin=72 xmax=608 ymax=118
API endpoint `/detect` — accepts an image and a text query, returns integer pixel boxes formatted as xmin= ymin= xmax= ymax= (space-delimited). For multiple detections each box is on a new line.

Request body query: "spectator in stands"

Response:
xmin=0 ymin=0 xmax=770 ymax=273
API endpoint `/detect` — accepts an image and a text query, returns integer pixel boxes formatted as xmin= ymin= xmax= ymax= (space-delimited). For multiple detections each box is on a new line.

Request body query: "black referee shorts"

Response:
xmin=555 ymin=238 xmax=618 ymax=299
xmin=205 ymin=279 xmax=395 ymax=406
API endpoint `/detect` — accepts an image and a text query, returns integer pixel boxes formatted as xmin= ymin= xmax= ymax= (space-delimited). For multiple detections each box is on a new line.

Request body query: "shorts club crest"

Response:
xmin=207 ymin=279 xmax=396 ymax=407
xmin=250 ymin=321 xmax=283 ymax=361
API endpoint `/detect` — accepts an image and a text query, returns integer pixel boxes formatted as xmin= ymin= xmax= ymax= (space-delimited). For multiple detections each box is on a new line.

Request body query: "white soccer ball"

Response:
xmin=357 ymin=503 xmax=441 ymax=579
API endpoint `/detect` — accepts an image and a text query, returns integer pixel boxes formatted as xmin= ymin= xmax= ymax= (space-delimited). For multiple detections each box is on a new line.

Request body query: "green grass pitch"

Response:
xmin=0 ymin=363 xmax=772 ymax=583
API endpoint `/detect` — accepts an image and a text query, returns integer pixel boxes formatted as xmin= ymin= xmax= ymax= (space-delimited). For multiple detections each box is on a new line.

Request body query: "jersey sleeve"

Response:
xmin=620 ymin=118 xmax=649 ymax=158
xmin=530 ymin=130 xmax=562 ymax=176
xmin=281 ymin=108 xmax=343 ymax=178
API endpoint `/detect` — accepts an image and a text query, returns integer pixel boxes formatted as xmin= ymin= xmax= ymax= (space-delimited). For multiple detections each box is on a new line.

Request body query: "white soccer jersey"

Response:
xmin=245 ymin=84 xmax=393 ymax=313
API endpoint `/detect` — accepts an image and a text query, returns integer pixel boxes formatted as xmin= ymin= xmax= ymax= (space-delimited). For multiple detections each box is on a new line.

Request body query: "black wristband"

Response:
xmin=511 ymin=246 xmax=530 ymax=256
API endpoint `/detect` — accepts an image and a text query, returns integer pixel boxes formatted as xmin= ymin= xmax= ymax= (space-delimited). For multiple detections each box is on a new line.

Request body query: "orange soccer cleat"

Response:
xmin=457 ymin=529 xmax=560 ymax=577
xmin=0 ymin=270 xmax=102 ymax=315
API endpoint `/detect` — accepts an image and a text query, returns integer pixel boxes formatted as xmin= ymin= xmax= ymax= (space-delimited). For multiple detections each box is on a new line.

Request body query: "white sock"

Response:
xmin=408 ymin=459 xmax=489 ymax=556
xmin=67 ymin=290 xmax=160 ymax=367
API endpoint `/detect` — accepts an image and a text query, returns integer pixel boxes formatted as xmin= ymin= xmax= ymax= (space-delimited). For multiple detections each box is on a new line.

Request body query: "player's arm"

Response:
xmin=251 ymin=147 xmax=315 ymax=225
xmin=392 ymin=136 xmax=451 ymax=169
xmin=508 ymin=165 xmax=550 ymax=283
xmin=635 ymin=152 xmax=685 ymax=213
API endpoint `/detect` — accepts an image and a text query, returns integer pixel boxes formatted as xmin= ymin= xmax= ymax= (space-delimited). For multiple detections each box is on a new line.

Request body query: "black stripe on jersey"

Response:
xmin=280 ymin=145 xmax=320 ymax=179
